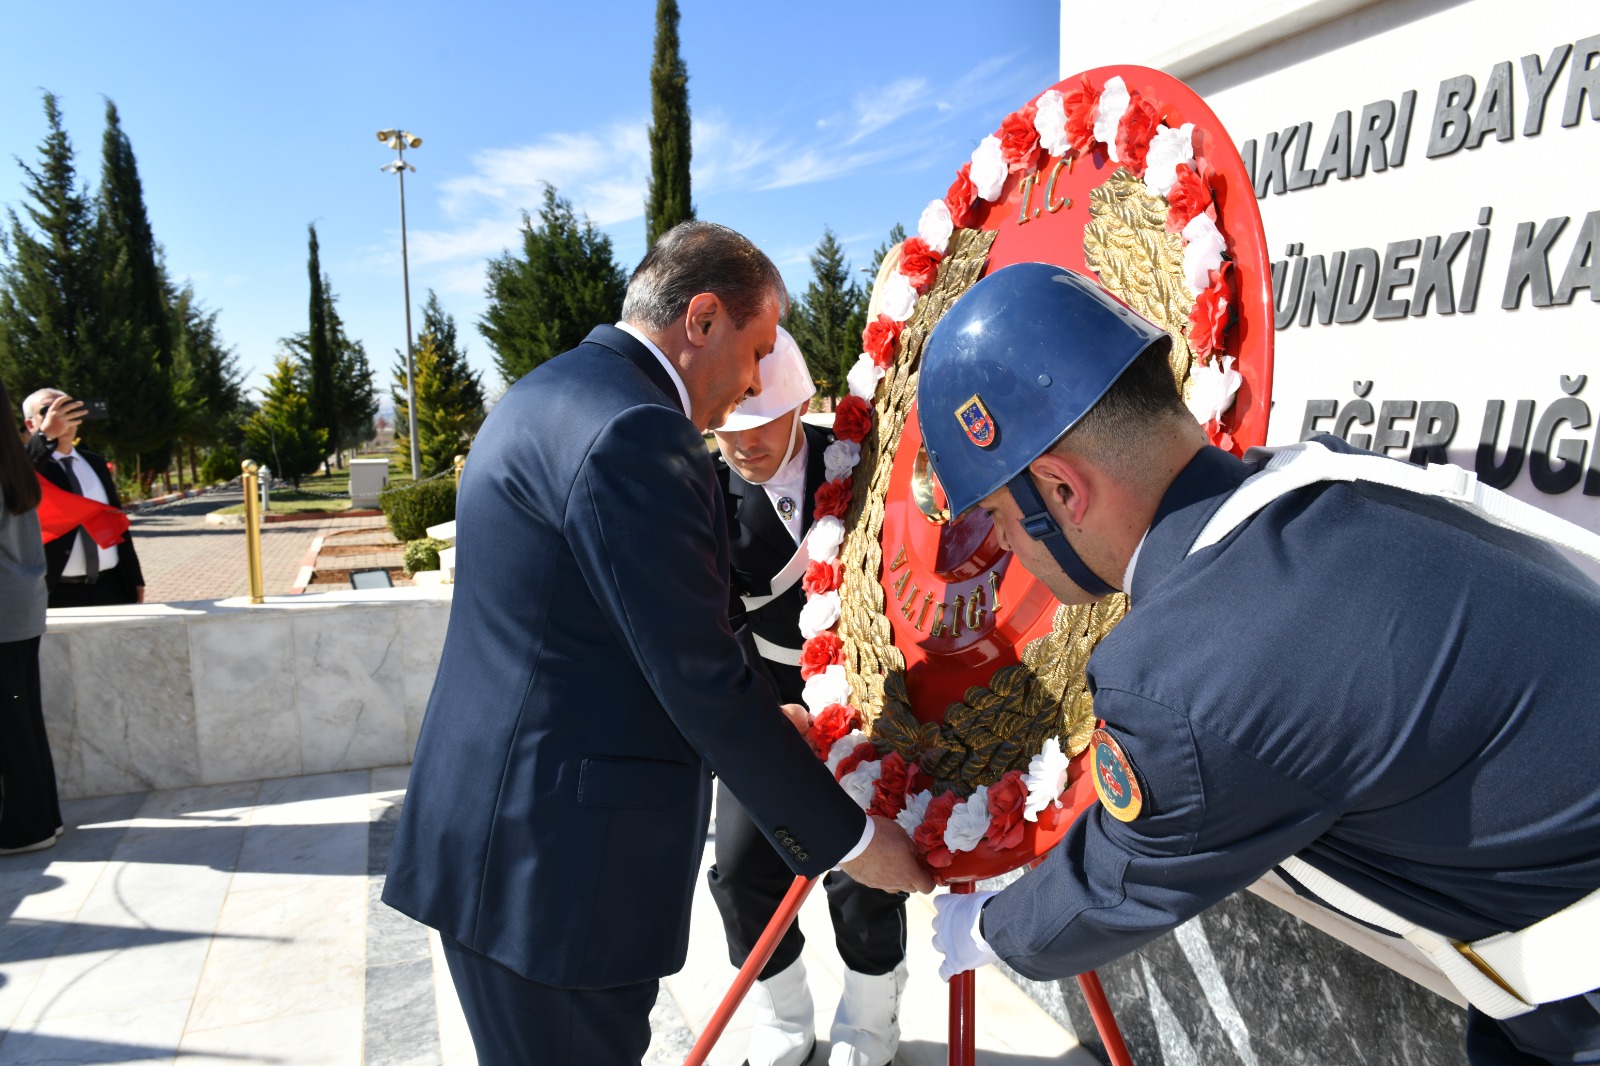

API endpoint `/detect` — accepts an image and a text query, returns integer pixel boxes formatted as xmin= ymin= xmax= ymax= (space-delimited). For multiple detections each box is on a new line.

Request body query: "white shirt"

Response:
xmin=616 ymin=322 xmax=692 ymax=422
xmin=54 ymin=447 xmax=120 ymax=576
xmin=1122 ymin=530 xmax=1148 ymax=593
xmin=760 ymin=433 xmax=810 ymax=544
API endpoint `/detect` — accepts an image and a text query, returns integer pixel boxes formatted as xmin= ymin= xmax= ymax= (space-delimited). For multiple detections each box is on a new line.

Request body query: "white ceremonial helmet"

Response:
xmin=718 ymin=326 xmax=816 ymax=431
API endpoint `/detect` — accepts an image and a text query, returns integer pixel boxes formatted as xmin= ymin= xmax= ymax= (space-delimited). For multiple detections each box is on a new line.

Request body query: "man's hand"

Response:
xmin=931 ymin=890 xmax=1001 ymax=981
xmin=38 ymin=396 xmax=83 ymax=443
xmin=134 ymin=586 xmax=146 ymax=604
xmin=840 ymin=815 xmax=935 ymax=894
xmin=780 ymin=702 xmax=812 ymax=737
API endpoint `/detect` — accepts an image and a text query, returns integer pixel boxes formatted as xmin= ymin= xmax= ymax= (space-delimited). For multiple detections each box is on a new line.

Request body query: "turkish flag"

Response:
xmin=36 ymin=473 xmax=130 ymax=547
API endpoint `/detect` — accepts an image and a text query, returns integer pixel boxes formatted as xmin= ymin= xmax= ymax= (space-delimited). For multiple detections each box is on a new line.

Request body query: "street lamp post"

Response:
xmin=378 ymin=128 xmax=423 ymax=480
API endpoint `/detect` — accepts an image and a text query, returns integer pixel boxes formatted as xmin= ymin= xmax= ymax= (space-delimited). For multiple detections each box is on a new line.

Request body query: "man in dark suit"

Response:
xmin=21 ymin=390 xmax=144 ymax=607
xmin=709 ymin=328 xmax=909 ymax=1066
xmin=384 ymin=222 xmax=932 ymax=1065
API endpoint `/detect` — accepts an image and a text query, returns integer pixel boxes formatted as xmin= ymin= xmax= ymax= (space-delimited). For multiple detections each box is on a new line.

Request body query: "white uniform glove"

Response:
xmin=931 ymin=890 xmax=1000 ymax=982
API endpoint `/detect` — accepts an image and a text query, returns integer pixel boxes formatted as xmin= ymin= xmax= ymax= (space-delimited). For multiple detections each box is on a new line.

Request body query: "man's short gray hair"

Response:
xmin=621 ymin=221 xmax=787 ymax=333
xmin=21 ymin=388 xmax=63 ymax=423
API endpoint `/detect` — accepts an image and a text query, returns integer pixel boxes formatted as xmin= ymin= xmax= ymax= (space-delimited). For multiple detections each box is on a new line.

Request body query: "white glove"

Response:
xmin=931 ymin=890 xmax=1000 ymax=982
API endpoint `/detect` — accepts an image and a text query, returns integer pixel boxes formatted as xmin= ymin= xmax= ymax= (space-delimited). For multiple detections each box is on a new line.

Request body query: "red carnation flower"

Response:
xmin=913 ymin=791 xmax=960 ymax=868
xmin=1062 ymin=73 xmax=1100 ymax=155
xmin=1188 ymin=261 xmax=1235 ymax=364
xmin=945 ymin=163 xmax=979 ymax=229
xmin=814 ymin=477 xmax=853 ymax=520
xmin=904 ymin=763 xmax=929 ymax=799
xmin=809 ymin=702 xmax=861 ymax=757
xmin=897 ymin=237 xmax=944 ymax=293
xmin=1165 ymin=161 xmax=1215 ymax=233
xmin=833 ymin=395 xmax=873 ymax=443
xmin=801 ymin=558 xmax=844 ymax=596
xmin=862 ymin=315 xmax=904 ymax=370
xmin=868 ymin=751 xmax=913 ymax=819
xmin=835 ymin=741 xmax=879 ymax=781
xmin=799 ymin=631 xmax=845 ymax=681
xmin=998 ymin=101 xmax=1044 ymax=173
xmin=985 ymin=770 xmax=1029 ymax=851
xmin=1116 ymin=95 xmax=1162 ymax=176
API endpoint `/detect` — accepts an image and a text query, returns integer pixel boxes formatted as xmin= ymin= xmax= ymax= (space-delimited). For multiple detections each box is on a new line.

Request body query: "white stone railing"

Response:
xmin=40 ymin=587 xmax=451 ymax=799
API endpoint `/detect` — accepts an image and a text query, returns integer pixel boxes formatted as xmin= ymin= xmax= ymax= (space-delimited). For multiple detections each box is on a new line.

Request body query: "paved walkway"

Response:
xmin=130 ymin=496 xmax=388 ymax=603
xmin=0 ymin=769 xmax=1095 ymax=1065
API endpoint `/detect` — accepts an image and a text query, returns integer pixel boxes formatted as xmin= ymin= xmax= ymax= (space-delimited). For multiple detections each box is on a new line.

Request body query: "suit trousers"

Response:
xmin=48 ymin=562 xmax=136 ymax=609
xmin=706 ymin=780 xmax=907 ymax=979
xmin=0 ymin=637 xmax=62 ymax=849
xmin=440 ymin=933 xmax=657 ymax=1066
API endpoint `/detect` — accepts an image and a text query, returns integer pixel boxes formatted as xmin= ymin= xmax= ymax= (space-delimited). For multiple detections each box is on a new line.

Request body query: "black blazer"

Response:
xmin=719 ymin=421 xmax=832 ymax=706
xmin=383 ymin=326 xmax=865 ymax=988
xmin=26 ymin=433 xmax=144 ymax=591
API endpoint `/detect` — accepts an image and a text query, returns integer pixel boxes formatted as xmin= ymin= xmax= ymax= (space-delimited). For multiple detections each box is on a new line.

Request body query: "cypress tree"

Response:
xmin=479 ymin=185 xmax=626 ymax=386
xmin=787 ymin=228 xmax=865 ymax=398
xmin=394 ymin=291 xmax=484 ymax=446
xmin=304 ymin=224 xmax=336 ymax=467
xmin=243 ymin=356 xmax=326 ymax=488
xmin=282 ymin=260 xmax=374 ymax=464
xmin=96 ymin=99 xmax=177 ymax=477
xmin=170 ymin=284 xmax=245 ymax=481
xmin=0 ymin=93 xmax=99 ymax=401
xmin=392 ymin=332 xmax=480 ymax=476
xmin=645 ymin=0 xmax=694 ymax=246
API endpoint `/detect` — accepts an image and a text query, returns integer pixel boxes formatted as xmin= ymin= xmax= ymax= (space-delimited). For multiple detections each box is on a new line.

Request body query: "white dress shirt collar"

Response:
xmin=760 ymin=434 xmax=810 ymax=545
xmin=1122 ymin=529 xmax=1149 ymax=595
xmin=616 ymin=322 xmax=692 ymax=422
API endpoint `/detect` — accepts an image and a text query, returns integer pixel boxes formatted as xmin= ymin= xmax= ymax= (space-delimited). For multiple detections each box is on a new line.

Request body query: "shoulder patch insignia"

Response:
xmin=1090 ymin=728 xmax=1143 ymax=822
xmin=955 ymin=394 xmax=997 ymax=448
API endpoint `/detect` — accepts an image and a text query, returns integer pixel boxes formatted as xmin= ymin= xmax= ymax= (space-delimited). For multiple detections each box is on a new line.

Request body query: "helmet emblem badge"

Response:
xmin=955 ymin=395 xmax=997 ymax=448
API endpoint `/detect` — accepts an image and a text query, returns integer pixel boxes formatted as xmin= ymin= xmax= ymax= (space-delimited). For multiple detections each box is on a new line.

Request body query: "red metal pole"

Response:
xmin=947 ymin=881 xmax=977 ymax=1066
xmin=1076 ymin=970 xmax=1135 ymax=1066
xmin=684 ymin=875 xmax=818 ymax=1066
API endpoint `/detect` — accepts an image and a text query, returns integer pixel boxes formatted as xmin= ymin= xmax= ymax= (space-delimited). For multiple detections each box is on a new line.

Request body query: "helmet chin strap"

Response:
xmin=1006 ymin=470 xmax=1117 ymax=599
xmin=744 ymin=408 xmax=803 ymax=487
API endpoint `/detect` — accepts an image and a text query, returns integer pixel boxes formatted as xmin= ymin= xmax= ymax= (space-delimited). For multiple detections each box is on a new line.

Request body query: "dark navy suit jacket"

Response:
xmin=383 ymin=326 xmax=865 ymax=989
xmin=983 ymin=437 xmax=1600 ymax=1056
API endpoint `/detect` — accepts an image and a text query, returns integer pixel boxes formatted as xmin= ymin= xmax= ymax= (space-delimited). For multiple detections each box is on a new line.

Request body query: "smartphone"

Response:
xmin=81 ymin=398 xmax=109 ymax=422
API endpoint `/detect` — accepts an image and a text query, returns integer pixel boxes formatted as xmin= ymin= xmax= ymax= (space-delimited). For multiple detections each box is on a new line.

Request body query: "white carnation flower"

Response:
xmin=807 ymin=516 xmax=846 ymax=562
xmin=802 ymin=663 xmax=851 ymax=713
xmin=1143 ymin=122 xmax=1194 ymax=198
xmin=1034 ymin=89 xmax=1069 ymax=157
xmin=1182 ymin=213 xmax=1227 ymax=293
xmin=1023 ymin=737 xmax=1070 ymax=822
xmin=847 ymin=352 xmax=886 ymax=402
xmin=840 ymin=758 xmax=884 ymax=809
xmin=827 ymin=729 xmax=872 ymax=774
xmin=969 ymin=136 xmax=1007 ymax=201
xmin=896 ymin=789 xmax=933 ymax=835
xmin=798 ymin=591 xmax=842 ymax=640
xmin=943 ymin=785 xmax=990 ymax=854
xmin=823 ymin=440 xmax=861 ymax=483
xmin=1187 ymin=355 xmax=1242 ymax=425
xmin=879 ymin=272 xmax=918 ymax=323
xmin=1093 ymin=76 xmax=1131 ymax=162
xmin=917 ymin=198 xmax=954 ymax=254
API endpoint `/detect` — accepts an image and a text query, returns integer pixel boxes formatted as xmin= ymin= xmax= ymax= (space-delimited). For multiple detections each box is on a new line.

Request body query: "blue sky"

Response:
xmin=0 ymin=1 xmax=1060 ymax=399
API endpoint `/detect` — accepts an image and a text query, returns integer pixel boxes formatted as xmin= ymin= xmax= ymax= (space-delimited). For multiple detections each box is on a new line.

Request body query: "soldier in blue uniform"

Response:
xmin=708 ymin=328 xmax=910 ymax=1066
xmin=919 ymin=263 xmax=1600 ymax=1065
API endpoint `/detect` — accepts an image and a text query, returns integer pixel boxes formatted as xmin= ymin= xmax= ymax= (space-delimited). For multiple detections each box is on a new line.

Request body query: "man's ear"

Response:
xmin=1028 ymin=451 xmax=1091 ymax=527
xmin=685 ymin=292 xmax=720 ymax=347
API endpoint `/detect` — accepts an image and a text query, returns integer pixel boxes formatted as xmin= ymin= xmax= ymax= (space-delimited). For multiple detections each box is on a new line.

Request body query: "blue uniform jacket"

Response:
xmin=982 ymin=437 xmax=1600 ymax=1053
xmin=383 ymin=326 xmax=865 ymax=989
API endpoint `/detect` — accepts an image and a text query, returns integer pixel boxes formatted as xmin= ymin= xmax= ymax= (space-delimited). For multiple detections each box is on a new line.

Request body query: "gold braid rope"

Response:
xmin=838 ymin=166 xmax=1201 ymax=797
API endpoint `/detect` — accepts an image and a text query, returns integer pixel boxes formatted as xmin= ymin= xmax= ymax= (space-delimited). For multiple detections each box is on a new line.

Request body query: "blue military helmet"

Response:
xmin=917 ymin=262 xmax=1171 ymax=597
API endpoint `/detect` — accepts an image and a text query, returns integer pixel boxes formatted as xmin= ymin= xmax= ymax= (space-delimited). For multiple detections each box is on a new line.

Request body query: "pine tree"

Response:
xmin=645 ymin=0 xmax=694 ymax=246
xmin=394 ymin=291 xmax=484 ymax=446
xmin=393 ymin=333 xmax=480 ymax=476
xmin=170 ymin=284 xmax=245 ymax=481
xmin=303 ymin=224 xmax=337 ymax=465
xmin=0 ymin=93 xmax=100 ymax=403
xmin=96 ymin=99 xmax=177 ymax=479
xmin=787 ymin=228 xmax=865 ymax=398
xmin=243 ymin=356 xmax=326 ymax=487
xmin=479 ymin=185 xmax=627 ymax=386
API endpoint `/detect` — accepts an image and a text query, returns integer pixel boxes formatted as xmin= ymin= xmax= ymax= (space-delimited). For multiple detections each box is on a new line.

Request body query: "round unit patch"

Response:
xmin=1090 ymin=728 xmax=1143 ymax=822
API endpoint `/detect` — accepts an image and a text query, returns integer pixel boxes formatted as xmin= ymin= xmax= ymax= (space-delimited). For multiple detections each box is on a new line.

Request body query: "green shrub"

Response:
xmin=200 ymin=446 xmax=240 ymax=485
xmin=403 ymin=537 xmax=450 ymax=575
xmin=381 ymin=476 xmax=456 ymax=542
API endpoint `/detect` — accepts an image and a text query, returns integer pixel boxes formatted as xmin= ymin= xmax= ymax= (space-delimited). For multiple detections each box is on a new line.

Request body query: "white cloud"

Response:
xmin=848 ymin=77 xmax=929 ymax=143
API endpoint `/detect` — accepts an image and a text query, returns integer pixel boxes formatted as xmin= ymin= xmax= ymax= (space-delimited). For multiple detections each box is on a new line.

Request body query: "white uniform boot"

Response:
xmin=827 ymin=963 xmax=908 ymax=1066
xmin=744 ymin=957 xmax=816 ymax=1066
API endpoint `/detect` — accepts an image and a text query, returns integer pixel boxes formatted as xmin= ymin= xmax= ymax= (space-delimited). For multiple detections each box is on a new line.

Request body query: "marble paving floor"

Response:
xmin=0 ymin=768 xmax=1093 ymax=1065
